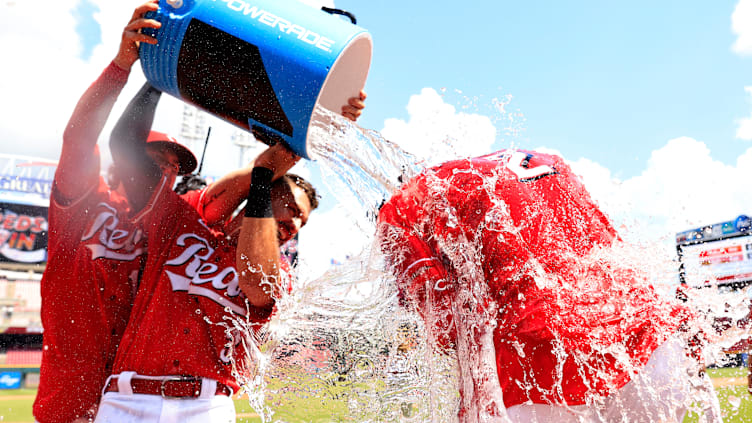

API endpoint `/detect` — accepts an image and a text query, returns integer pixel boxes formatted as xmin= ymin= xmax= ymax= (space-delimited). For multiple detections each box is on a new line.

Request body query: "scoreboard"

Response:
xmin=676 ymin=215 xmax=752 ymax=288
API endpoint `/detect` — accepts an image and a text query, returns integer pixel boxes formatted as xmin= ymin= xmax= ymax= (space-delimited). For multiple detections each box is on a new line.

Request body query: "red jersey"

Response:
xmin=33 ymin=62 xmax=145 ymax=423
xmin=179 ymin=187 xmax=205 ymax=213
xmin=377 ymin=150 xmax=686 ymax=408
xmin=34 ymin=179 xmax=144 ymax=422
xmin=113 ymin=177 xmax=284 ymax=391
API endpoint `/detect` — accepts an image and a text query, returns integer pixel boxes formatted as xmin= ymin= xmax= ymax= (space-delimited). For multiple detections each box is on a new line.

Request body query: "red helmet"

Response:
xmin=145 ymin=131 xmax=198 ymax=175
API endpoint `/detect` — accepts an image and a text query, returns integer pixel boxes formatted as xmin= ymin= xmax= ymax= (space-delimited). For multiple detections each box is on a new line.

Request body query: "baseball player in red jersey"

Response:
xmin=32 ymin=3 xmax=198 ymax=422
xmin=94 ymin=132 xmax=313 ymax=421
xmin=377 ymin=149 xmax=721 ymax=422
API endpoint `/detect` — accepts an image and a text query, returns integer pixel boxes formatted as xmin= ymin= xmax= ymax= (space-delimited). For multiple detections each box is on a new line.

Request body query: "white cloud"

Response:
xmin=566 ymin=137 xmax=752 ymax=244
xmin=0 ymin=0 xmax=89 ymax=159
xmin=381 ymin=88 xmax=497 ymax=166
xmin=737 ymin=86 xmax=752 ymax=140
xmin=524 ymin=138 xmax=752 ymax=284
xmin=732 ymin=0 xmax=752 ymax=55
xmin=0 ymin=0 xmax=171 ymax=163
xmin=0 ymin=0 xmax=336 ymax=174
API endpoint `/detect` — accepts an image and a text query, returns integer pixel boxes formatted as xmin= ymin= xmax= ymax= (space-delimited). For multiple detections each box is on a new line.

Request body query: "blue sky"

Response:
xmin=71 ymin=0 xmax=101 ymax=60
xmin=1 ymin=0 xmax=752 ymax=278
xmin=336 ymin=0 xmax=751 ymax=179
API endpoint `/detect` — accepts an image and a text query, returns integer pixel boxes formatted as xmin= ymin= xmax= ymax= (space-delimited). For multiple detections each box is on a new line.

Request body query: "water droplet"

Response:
xmin=728 ymin=395 xmax=741 ymax=410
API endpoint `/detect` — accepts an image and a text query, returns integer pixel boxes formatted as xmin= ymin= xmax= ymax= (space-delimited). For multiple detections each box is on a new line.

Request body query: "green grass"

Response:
xmin=1 ymin=372 xmax=750 ymax=422
xmin=684 ymin=385 xmax=752 ymax=423
xmin=0 ymin=389 xmax=36 ymax=423
xmin=708 ymin=367 xmax=749 ymax=379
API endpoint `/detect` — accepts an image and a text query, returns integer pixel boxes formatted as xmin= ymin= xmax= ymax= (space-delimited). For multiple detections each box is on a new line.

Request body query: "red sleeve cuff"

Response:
xmin=105 ymin=60 xmax=130 ymax=83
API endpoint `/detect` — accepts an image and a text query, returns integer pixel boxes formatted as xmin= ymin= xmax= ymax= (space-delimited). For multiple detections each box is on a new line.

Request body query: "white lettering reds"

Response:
xmin=81 ymin=203 xmax=143 ymax=261
xmin=165 ymin=233 xmax=245 ymax=315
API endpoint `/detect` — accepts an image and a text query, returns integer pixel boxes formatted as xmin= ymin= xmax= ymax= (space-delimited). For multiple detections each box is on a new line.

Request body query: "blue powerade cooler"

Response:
xmin=140 ymin=0 xmax=372 ymax=158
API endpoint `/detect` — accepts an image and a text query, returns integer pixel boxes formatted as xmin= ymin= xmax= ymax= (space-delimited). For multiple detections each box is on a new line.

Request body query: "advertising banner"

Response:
xmin=0 ymin=202 xmax=48 ymax=265
xmin=0 ymin=372 xmax=22 ymax=389
xmin=0 ymin=154 xmax=56 ymax=207
xmin=0 ymin=154 xmax=54 ymax=267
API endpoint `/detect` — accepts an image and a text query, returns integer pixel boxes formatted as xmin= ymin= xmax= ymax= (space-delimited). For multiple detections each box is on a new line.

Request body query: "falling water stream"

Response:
xmin=230 ymin=106 xmax=752 ymax=422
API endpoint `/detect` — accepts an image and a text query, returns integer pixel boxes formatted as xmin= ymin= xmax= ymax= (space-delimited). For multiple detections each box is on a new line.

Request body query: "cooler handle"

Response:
xmin=321 ymin=7 xmax=357 ymax=25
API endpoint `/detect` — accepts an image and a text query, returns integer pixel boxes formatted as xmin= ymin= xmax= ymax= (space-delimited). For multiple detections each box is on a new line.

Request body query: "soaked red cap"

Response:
xmin=146 ymin=131 xmax=197 ymax=175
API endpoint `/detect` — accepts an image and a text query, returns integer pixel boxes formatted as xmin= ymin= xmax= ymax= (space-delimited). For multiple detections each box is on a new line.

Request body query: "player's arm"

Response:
xmin=55 ymin=1 xmax=160 ymax=203
xmin=103 ymin=0 xmax=163 ymax=212
xmin=236 ymin=145 xmax=300 ymax=309
xmin=199 ymin=93 xmax=366 ymax=226
xmin=377 ymin=197 xmax=448 ymax=308
xmin=199 ymin=143 xmax=297 ymax=226
xmin=377 ymin=189 xmax=457 ymax=350
xmin=55 ymin=63 xmax=127 ymax=204
xmin=109 ymin=82 xmax=164 ymax=211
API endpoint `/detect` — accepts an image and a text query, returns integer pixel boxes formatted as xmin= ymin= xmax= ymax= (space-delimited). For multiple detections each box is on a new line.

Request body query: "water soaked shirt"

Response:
xmin=113 ymin=177 xmax=288 ymax=391
xmin=378 ymin=149 xmax=687 ymax=408
xmin=35 ymin=177 xmax=145 ymax=422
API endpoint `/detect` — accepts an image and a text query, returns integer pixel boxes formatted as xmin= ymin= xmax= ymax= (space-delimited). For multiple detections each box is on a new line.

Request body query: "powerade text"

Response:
xmin=214 ymin=0 xmax=335 ymax=53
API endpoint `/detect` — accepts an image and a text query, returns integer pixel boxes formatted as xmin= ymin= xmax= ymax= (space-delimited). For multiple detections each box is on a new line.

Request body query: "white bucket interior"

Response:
xmin=307 ymin=32 xmax=373 ymax=156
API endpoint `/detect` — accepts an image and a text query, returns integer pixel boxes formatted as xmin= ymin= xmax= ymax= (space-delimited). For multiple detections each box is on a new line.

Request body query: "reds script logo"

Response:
xmin=80 ymin=203 xmax=144 ymax=261
xmin=164 ymin=233 xmax=246 ymax=316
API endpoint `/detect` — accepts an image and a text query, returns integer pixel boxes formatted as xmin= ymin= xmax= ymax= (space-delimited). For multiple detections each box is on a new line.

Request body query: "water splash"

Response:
xmin=231 ymin=105 xmax=752 ymax=422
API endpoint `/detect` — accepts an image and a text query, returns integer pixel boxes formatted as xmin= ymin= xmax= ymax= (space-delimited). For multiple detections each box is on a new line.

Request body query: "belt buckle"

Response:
xmin=160 ymin=375 xmax=200 ymax=399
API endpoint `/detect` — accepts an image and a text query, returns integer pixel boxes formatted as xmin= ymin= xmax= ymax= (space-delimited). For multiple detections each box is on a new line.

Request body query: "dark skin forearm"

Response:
xmin=236 ymin=145 xmax=300 ymax=307
xmin=237 ymin=214 xmax=281 ymax=308
xmin=109 ymin=82 xmax=163 ymax=211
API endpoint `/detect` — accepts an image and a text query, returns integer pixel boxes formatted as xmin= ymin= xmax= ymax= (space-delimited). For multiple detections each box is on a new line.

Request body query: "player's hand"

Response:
xmin=113 ymin=0 xmax=161 ymax=71
xmin=342 ymin=90 xmax=366 ymax=122
xmin=253 ymin=143 xmax=301 ymax=179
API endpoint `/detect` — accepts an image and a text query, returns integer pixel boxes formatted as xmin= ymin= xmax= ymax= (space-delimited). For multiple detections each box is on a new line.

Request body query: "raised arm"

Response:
xmin=109 ymin=82 xmax=163 ymax=211
xmin=55 ymin=63 xmax=129 ymax=203
xmin=377 ymin=182 xmax=457 ymax=350
xmin=197 ymin=143 xmax=293 ymax=225
xmin=56 ymin=0 xmax=160 ymax=205
xmin=236 ymin=144 xmax=300 ymax=308
xmin=199 ymin=91 xmax=367 ymax=226
xmin=55 ymin=1 xmax=160 ymax=203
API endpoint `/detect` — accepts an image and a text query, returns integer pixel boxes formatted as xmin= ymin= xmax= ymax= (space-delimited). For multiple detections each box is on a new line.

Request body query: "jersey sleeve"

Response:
xmin=379 ymin=205 xmax=446 ymax=305
xmin=378 ymin=183 xmax=456 ymax=350
xmin=55 ymin=62 xmax=130 ymax=205
xmin=46 ymin=178 xmax=106 ymax=253
xmin=179 ymin=187 xmax=207 ymax=214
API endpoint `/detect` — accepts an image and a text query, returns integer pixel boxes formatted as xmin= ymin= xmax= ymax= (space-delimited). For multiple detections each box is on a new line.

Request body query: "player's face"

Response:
xmin=147 ymin=147 xmax=180 ymax=185
xmin=272 ymin=181 xmax=311 ymax=245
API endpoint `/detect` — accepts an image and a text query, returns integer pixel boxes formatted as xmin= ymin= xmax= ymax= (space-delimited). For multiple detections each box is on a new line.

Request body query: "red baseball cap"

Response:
xmin=145 ymin=131 xmax=198 ymax=175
